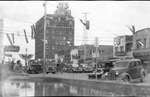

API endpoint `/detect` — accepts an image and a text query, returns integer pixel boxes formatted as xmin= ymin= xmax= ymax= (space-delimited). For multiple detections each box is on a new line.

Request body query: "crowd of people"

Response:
xmin=9 ymin=60 xmax=23 ymax=73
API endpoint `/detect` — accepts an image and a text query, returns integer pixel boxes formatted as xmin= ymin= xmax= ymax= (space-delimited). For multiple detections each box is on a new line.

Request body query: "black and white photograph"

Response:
xmin=0 ymin=1 xmax=150 ymax=96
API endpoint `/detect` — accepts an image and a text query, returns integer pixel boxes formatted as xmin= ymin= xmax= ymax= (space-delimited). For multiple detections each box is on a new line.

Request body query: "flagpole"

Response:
xmin=43 ymin=1 xmax=47 ymax=77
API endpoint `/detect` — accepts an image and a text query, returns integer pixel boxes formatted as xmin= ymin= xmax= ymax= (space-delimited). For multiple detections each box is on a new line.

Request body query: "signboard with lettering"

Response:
xmin=133 ymin=51 xmax=150 ymax=57
xmin=4 ymin=53 xmax=12 ymax=57
xmin=115 ymin=52 xmax=126 ymax=56
xmin=4 ymin=45 xmax=20 ymax=52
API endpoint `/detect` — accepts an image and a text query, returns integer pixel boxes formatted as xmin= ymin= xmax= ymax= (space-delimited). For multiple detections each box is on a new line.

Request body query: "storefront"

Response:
xmin=133 ymin=50 xmax=150 ymax=73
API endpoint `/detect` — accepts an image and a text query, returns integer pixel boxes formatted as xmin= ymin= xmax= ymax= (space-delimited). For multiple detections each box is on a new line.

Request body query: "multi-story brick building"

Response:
xmin=113 ymin=35 xmax=133 ymax=59
xmin=35 ymin=3 xmax=74 ymax=60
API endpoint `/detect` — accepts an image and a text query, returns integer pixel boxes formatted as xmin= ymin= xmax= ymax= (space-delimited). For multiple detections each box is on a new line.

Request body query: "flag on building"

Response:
xmin=127 ymin=25 xmax=136 ymax=34
xmin=6 ymin=33 xmax=13 ymax=45
xmin=24 ymin=29 xmax=28 ymax=43
xmin=11 ymin=33 xmax=15 ymax=43
xmin=32 ymin=25 xmax=36 ymax=39
xmin=113 ymin=42 xmax=118 ymax=47
xmin=138 ymin=41 xmax=144 ymax=47
xmin=41 ymin=39 xmax=48 ymax=44
xmin=80 ymin=19 xmax=90 ymax=30
xmin=31 ymin=25 xmax=34 ymax=39
xmin=17 ymin=32 xmax=20 ymax=37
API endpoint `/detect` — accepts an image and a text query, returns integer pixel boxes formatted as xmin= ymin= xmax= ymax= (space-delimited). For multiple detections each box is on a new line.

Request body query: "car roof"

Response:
xmin=114 ymin=59 xmax=141 ymax=63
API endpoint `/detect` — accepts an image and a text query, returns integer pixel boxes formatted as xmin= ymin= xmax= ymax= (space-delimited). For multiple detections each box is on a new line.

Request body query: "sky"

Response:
xmin=1 ymin=1 xmax=150 ymax=63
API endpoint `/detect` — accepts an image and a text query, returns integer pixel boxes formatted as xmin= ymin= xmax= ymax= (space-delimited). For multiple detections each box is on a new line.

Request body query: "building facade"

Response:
xmin=132 ymin=28 xmax=150 ymax=72
xmin=35 ymin=3 xmax=74 ymax=60
xmin=78 ymin=45 xmax=113 ymax=64
xmin=0 ymin=19 xmax=4 ymax=63
xmin=54 ymin=46 xmax=77 ymax=63
xmin=113 ymin=35 xmax=133 ymax=59
xmin=70 ymin=48 xmax=79 ymax=64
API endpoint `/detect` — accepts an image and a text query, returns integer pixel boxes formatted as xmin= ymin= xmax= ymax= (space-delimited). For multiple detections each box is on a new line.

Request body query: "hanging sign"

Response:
xmin=4 ymin=45 xmax=20 ymax=52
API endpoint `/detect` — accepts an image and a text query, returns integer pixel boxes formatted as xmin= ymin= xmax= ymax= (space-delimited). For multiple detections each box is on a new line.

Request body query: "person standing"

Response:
xmin=13 ymin=60 xmax=23 ymax=73
xmin=10 ymin=60 xmax=15 ymax=72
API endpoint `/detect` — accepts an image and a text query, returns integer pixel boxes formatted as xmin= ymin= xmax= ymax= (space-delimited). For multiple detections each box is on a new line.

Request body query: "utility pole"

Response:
xmin=83 ymin=13 xmax=89 ymax=64
xmin=95 ymin=37 xmax=99 ymax=80
xmin=43 ymin=1 xmax=47 ymax=77
xmin=25 ymin=48 xmax=28 ymax=73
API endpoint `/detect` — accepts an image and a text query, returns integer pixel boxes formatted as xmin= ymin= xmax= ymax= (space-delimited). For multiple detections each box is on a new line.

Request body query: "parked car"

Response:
xmin=27 ymin=65 xmax=43 ymax=74
xmin=101 ymin=59 xmax=147 ymax=82
xmin=68 ymin=64 xmax=83 ymax=73
xmin=45 ymin=65 xmax=57 ymax=74
xmin=88 ymin=68 xmax=104 ymax=79
xmin=80 ymin=64 xmax=93 ymax=73
xmin=87 ymin=59 xmax=117 ymax=79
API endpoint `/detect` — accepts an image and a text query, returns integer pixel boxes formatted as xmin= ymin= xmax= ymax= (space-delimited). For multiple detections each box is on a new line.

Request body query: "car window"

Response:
xmin=114 ymin=61 xmax=129 ymax=68
xmin=129 ymin=61 xmax=136 ymax=68
xmin=136 ymin=61 xmax=142 ymax=66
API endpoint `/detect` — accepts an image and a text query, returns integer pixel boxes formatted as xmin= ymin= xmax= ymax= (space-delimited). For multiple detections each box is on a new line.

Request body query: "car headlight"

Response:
xmin=105 ymin=72 xmax=108 ymax=75
xmin=116 ymin=72 xmax=119 ymax=75
xmin=100 ymin=70 xmax=104 ymax=74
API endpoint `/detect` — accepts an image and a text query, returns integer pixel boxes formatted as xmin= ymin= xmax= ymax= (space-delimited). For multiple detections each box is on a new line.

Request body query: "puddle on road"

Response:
xmin=1 ymin=76 xmax=150 ymax=97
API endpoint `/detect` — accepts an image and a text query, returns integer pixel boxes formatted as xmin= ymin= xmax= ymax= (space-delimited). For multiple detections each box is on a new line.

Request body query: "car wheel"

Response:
xmin=101 ymin=74 xmax=109 ymax=80
xmin=121 ymin=74 xmax=130 ymax=82
xmin=140 ymin=72 xmax=146 ymax=82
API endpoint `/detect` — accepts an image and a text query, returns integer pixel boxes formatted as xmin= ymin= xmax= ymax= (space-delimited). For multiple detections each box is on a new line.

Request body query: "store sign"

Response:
xmin=4 ymin=53 xmax=12 ymax=57
xmin=133 ymin=51 xmax=150 ymax=57
xmin=4 ymin=45 xmax=20 ymax=52
xmin=115 ymin=52 xmax=126 ymax=56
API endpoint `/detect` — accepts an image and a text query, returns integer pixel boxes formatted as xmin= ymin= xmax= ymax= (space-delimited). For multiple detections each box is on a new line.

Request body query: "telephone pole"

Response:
xmin=43 ymin=1 xmax=47 ymax=77
xmin=83 ymin=12 xmax=89 ymax=64
xmin=95 ymin=37 xmax=99 ymax=80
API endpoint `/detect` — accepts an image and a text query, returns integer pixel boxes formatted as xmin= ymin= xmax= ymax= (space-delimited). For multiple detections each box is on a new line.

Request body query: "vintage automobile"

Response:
xmin=87 ymin=59 xmax=117 ymax=79
xmin=45 ymin=65 xmax=57 ymax=74
xmin=88 ymin=68 xmax=104 ymax=79
xmin=80 ymin=64 xmax=93 ymax=73
xmin=27 ymin=65 xmax=43 ymax=74
xmin=101 ymin=59 xmax=147 ymax=82
xmin=68 ymin=64 xmax=83 ymax=73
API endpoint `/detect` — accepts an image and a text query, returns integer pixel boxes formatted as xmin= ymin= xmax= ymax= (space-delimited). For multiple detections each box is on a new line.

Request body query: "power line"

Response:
xmin=1 ymin=17 xmax=34 ymax=24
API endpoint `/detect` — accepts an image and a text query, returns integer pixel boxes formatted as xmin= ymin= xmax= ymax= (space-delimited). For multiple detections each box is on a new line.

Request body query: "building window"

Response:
xmin=115 ymin=47 xmax=118 ymax=52
xmin=62 ymin=41 xmax=66 ymax=45
xmin=59 ymin=31 xmax=62 ymax=35
xmin=69 ymin=31 xmax=72 ymax=35
xmin=63 ymin=36 xmax=66 ymax=40
xmin=46 ymin=46 xmax=49 ymax=51
xmin=144 ymin=38 xmax=146 ymax=48
xmin=56 ymin=41 xmax=58 ymax=45
xmin=149 ymin=39 xmax=150 ymax=48
xmin=55 ymin=46 xmax=58 ymax=50
xmin=126 ymin=43 xmax=132 ymax=52
xmin=90 ymin=50 xmax=92 ymax=55
xmin=69 ymin=36 xmax=72 ymax=40
xmin=56 ymin=31 xmax=59 ymax=34
xmin=120 ymin=46 xmax=123 ymax=52
xmin=52 ymin=30 xmax=55 ymax=34
xmin=46 ymin=29 xmax=49 ymax=33
xmin=52 ymin=46 xmax=55 ymax=50
xmin=59 ymin=41 xmax=62 ymax=45
xmin=46 ymin=35 xmax=49 ymax=39
xmin=52 ymin=36 xmax=55 ymax=39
